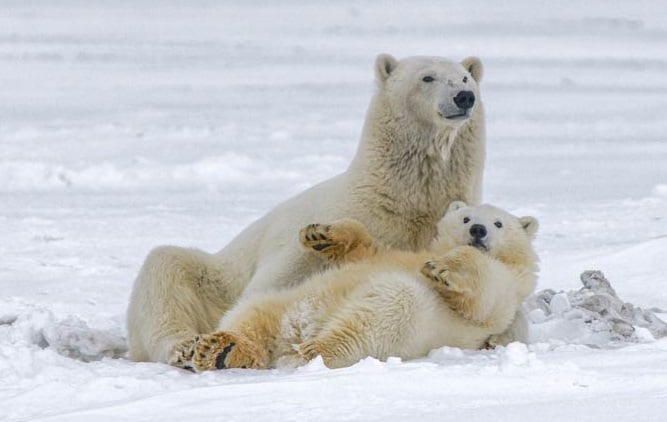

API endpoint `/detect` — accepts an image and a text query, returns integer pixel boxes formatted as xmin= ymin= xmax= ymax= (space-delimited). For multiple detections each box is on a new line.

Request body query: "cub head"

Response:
xmin=438 ymin=201 xmax=538 ymax=265
xmin=375 ymin=53 xmax=483 ymax=128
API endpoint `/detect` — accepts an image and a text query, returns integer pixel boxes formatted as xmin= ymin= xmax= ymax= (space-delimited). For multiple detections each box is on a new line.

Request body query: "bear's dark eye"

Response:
xmin=422 ymin=76 xmax=435 ymax=83
xmin=494 ymin=221 xmax=503 ymax=228
xmin=463 ymin=76 xmax=468 ymax=83
xmin=463 ymin=217 xmax=470 ymax=224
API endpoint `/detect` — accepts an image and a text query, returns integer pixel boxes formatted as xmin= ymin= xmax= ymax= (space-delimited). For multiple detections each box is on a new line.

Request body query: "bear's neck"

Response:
xmin=348 ymin=94 xmax=463 ymax=228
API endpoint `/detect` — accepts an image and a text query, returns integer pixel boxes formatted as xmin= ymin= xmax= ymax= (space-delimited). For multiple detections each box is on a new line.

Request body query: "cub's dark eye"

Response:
xmin=463 ymin=76 xmax=468 ymax=83
xmin=494 ymin=221 xmax=503 ymax=228
xmin=463 ymin=217 xmax=470 ymax=224
xmin=422 ymin=76 xmax=435 ymax=82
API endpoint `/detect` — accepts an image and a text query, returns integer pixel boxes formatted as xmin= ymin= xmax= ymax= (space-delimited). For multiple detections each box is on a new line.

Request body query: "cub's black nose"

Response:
xmin=453 ymin=90 xmax=475 ymax=110
xmin=469 ymin=224 xmax=487 ymax=239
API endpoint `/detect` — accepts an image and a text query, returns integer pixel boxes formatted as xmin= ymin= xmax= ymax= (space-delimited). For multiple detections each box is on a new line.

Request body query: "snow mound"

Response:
xmin=527 ymin=270 xmax=667 ymax=346
xmin=1 ymin=301 xmax=127 ymax=362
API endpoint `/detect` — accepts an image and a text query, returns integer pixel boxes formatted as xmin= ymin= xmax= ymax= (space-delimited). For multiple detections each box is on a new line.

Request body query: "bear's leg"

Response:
xmin=420 ymin=246 xmax=490 ymax=324
xmin=299 ymin=219 xmax=380 ymax=265
xmin=295 ymin=306 xmax=379 ymax=369
xmin=297 ymin=331 xmax=362 ymax=369
xmin=126 ymin=246 xmax=236 ymax=365
xmin=421 ymin=246 xmax=521 ymax=333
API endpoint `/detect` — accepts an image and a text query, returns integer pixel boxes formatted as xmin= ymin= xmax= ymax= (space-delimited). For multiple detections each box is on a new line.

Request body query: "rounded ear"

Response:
xmin=447 ymin=201 xmax=467 ymax=214
xmin=375 ymin=53 xmax=398 ymax=84
xmin=461 ymin=56 xmax=483 ymax=82
xmin=519 ymin=216 xmax=539 ymax=237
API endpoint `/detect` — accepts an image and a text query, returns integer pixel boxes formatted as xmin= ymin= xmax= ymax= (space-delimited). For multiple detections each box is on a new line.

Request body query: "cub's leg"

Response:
xmin=421 ymin=246 xmax=521 ymax=333
xmin=299 ymin=219 xmax=380 ymax=265
xmin=295 ymin=279 xmax=416 ymax=369
xmin=296 ymin=327 xmax=364 ymax=369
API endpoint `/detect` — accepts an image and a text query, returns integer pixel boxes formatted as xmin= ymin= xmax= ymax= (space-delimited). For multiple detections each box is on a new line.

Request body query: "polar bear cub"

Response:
xmin=170 ymin=202 xmax=539 ymax=371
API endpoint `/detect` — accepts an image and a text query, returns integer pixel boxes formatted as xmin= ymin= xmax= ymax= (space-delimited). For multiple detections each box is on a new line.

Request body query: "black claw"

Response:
xmin=215 ymin=342 xmax=237 ymax=369
xmin=319 ymin=233 xmax=327 ymax=240
xmin=312 ymin=243 xmax=330 ymax=251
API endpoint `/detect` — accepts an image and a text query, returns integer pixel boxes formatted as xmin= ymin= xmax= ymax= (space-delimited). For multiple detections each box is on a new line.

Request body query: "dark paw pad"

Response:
xmin=214 ymin=342 xmax=236 ymax=369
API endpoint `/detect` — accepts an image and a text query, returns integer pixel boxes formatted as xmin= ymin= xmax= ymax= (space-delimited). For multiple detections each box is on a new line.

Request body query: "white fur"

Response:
xmin=214 ymin=203 xmax=539 ymax=369
xmin=127 ymin=54 xmax=486 ymax=363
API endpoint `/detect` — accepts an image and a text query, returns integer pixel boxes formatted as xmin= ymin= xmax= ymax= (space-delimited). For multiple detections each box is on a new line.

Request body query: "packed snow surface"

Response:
xmin=1 ymin=1 xmax=666 ymax=421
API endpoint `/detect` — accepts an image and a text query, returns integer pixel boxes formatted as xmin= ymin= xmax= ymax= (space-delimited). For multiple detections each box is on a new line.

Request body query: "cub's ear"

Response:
xmin=461 ymin=56 xmax=483 ymax=82
xmin=447 ymin=201 xmax=467 ymax=213
xmin=519 ymin=216 xmax=539 ymax=237
xmin=375 ymin=53 xmax=398 ymax=84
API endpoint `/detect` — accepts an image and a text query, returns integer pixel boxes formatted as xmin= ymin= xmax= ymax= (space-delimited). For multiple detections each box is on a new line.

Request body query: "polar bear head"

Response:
xmin=375 ymin=53 xmax=483 ymax=129
xmin=438 ymin=201 xmax=538 ymax=264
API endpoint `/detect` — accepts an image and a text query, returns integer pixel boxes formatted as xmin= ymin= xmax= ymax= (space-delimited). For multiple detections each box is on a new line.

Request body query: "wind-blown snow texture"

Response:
xmin=1 ymin=1 xmax=667 ymax=421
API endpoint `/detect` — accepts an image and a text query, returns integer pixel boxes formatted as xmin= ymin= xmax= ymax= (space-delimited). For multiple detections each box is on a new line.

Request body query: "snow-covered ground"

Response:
xmin=1 ymin=1 xmax=667 ymax=420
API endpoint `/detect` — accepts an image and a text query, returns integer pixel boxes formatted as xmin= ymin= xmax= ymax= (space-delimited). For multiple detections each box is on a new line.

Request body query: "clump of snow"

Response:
xmin=295 ymin=355 xmax=327 ymax=373
xmin=497 ymin=342 xmax=540 ymax=371
xmin=527 ymin=270 xmax=667 ymax=345
xmin=0 ymin=300 xmax=126 ymax=363
xmin=41 ymin=315 xmax=127 ymax=362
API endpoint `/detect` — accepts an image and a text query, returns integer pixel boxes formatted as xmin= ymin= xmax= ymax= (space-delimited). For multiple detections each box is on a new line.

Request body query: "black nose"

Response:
xmin=453 ymin=90 xmax=475 ymax=110
xmin=470 ymin=224 xmax=487 ymax=239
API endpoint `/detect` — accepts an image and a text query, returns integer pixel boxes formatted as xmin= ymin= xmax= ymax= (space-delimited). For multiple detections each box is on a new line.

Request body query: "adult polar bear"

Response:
xmin=127 ymin=53 xmax=487 ymax=364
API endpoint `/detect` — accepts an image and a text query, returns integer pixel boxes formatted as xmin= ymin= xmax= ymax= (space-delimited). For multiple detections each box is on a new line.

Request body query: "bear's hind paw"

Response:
xmin=169 ymin=335 xmax=201 ymax=371
xmin=196 ymin=332 xmax=267 ymax=371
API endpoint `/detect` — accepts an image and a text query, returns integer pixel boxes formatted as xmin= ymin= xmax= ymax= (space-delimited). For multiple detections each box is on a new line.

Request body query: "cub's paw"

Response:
xmin=299 ymin=223 xmax=336 ymax=254
xmin=421 ymin=260 xmax=468 ymax=292
xmin=422 ymin=255 xmax=483 ymax=322
xmin=299 ymin=219 xmax=375 ymax=264
xmin=172 ymin=332 xmax=266 ymax=372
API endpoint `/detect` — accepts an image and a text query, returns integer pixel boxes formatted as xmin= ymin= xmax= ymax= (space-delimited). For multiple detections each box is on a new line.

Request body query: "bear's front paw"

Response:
xmin=299 ymin=223 xmax=336 ymax=254
xmin=172 ymin=332 xmax=267 ymax=372
xmin=421 ymin=260 xmax=451 ymax=287
xmin=421 ymin=259 xmax=471 ymax=296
